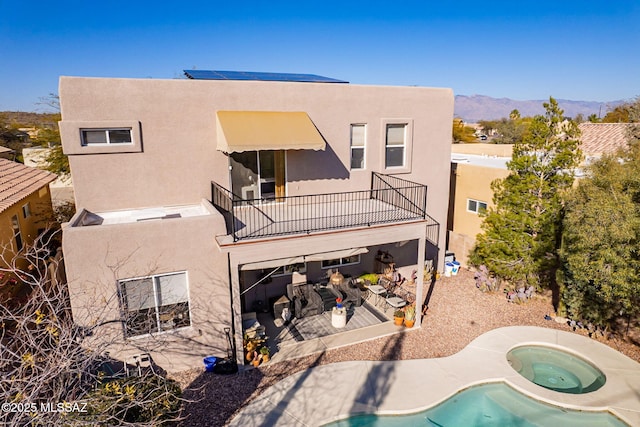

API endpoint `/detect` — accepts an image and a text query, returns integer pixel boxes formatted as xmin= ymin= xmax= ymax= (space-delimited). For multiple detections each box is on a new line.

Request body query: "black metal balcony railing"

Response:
xmin=212 ymin=172 xmax=437 ymax=242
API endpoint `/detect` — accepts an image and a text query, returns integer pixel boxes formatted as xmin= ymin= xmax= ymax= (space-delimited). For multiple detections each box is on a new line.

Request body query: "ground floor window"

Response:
xmin=467 ymin=198 xmax=488 ymax=214
xmin=321 ymin=255 xmax=361 ymax=269
xmin=119 ymin=271 xmax=190 ymax=337
xmin=272 ymin=262 xmax=307 ymax=277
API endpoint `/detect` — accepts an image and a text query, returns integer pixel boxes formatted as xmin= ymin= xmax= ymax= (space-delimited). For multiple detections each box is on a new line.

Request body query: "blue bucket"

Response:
xmin=444 ymin=262 xmax=454 ymax=277
xmin=203 ymin=356 xmax=218 ymax=372
xmin=451 ymin=261 xmax=460 ymax=276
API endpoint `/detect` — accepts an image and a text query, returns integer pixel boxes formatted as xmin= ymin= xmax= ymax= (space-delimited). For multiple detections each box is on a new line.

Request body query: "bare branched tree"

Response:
xmin=0 ymin=230 xmax=185 ymax=426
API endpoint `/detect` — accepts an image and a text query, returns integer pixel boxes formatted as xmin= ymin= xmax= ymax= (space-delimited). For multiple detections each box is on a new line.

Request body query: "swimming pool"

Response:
xmin=507 ymin=345 xmax=606 ymax=393
xmin=323 ymin=383 xmax=628 ymax=427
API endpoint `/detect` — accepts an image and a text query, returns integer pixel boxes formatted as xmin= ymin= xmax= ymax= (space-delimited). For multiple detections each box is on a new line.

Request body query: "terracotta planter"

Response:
xmin=393 ymin=316 xmax=404 ymax=326
xmin=404 ymin=319 xmax=415 ymax=328
xmin=252 ymin=359 xmax=260 ymax=367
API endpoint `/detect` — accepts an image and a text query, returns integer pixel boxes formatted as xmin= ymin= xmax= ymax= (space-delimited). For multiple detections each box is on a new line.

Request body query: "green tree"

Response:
xmin=33 ymin=94 xmax=69 ymax=177
xmin=452 ymin=118 xmax=477 ymax=143
xmin=588 ymin=113 xmax=600 ymax=123
xmin=602 ymin=105 xmax=630 ymax=123
xmin=470 ymin=97 xmax=582 ymax=289
xmin=492 ymin=116 xmax=531 ymax=145
xmin=560 ymin=96 xmax=640 ymax=334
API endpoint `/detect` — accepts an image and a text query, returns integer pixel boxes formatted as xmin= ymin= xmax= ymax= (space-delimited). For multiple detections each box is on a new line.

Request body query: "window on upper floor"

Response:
xmin=385 ymin=124 xmax=406 ymax=168
xmin=350 ymin=124 xmax=366 ymax=170
xmin=119 ymin=271 xmax=191 ymax=337
xmin=81 ymin=128 xmax=133 ymax=146
xmin=467 ymin=198 xmax=488 ymax=214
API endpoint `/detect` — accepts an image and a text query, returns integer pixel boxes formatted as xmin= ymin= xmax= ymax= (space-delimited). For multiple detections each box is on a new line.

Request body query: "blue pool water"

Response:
xmin=507 ymin=345 xmax=606 ymax=393
xmin=323 ymin=383 xmax=628 ymax=427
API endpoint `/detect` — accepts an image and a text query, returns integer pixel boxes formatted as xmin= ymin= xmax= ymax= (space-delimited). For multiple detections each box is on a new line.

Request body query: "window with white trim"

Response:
xmin=273 ymin=263 xmax=307 ymax=277
xmin=22 ymin=202 xmax=31 ymax=219
xmin=385 ymin=124 xmax=406 ymax=168
xmin=467 ymin=199 xmax=488 ymax=214
xmin=11 ymin=215 xmax=23 ymax=252
xmin=119 ymin=272 xmax=190 ymax=337
xmin=81 ymin=128 xmax=133 ymax=146
xmin=350 ymin=124 xmax=366 ymax=169
xmin=321 ymin=255 xmax=361 ymax=269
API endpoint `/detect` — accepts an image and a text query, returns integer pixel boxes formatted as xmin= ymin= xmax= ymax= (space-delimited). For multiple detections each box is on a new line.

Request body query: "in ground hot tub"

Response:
xmin=507 ymin=345 xmax=606 ymax=394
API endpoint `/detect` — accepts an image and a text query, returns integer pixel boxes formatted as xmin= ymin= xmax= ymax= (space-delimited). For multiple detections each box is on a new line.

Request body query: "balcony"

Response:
xmin=212 ymin=172 xmax=439 ymax=242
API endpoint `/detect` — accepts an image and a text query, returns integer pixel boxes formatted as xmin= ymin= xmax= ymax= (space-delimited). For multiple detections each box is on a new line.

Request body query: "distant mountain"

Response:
xmin=455 ymin=95 xmax=625 ymax=122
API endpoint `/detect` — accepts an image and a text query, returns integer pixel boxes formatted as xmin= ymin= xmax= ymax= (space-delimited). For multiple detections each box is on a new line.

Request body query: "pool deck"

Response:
xmin=228 ymin=326 xmax=640 ymax=426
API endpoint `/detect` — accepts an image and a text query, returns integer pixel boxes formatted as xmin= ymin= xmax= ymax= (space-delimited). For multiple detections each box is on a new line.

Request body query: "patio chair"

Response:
xmin=336 ymin=278 xmax=362 ymax=307
xmin=126 ymin=353 xmax=154 ymax=377
xmin=379 ymin=277 xmax=407 ymax=313
xmin=286 ymin=283 xmax=324 ymax=319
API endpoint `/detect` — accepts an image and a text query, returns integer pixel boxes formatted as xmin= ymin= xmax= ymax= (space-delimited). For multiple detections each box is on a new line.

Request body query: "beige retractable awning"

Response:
xmin=216 ymin=111 xmax=326 ymax=153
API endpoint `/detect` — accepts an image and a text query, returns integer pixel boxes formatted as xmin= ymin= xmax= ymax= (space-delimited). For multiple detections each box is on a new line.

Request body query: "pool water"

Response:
xmin=323 ymin=383 xmax=628 ymax=427
xmin=507 ymin=345 xmax=606 ymax=393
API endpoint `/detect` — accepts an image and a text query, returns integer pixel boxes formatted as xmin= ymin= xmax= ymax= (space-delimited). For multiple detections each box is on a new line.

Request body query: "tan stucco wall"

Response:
xmin=0 ymin=186 xmax=54 ymax=270
xmin=63 ymin=203 xmax=230 ymax=372
xmin=449 ymin=163 xmax=510 ymax=266
xmin=451 ymin=143 xmax=514 ymax=157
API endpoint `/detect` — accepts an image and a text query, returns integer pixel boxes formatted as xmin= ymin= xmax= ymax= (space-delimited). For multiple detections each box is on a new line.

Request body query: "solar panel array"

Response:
xmin=183 ymin=69 xmax=348 ymax=84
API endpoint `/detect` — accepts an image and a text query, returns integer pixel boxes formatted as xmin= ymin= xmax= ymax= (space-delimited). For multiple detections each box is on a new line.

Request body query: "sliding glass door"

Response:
xmin=230 ymin=150 xmax=285 ymax=201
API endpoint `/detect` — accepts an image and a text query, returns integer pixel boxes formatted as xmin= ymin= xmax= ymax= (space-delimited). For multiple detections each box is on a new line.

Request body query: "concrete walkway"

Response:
xmin=228 ymin=326 xmax=640 ymax=426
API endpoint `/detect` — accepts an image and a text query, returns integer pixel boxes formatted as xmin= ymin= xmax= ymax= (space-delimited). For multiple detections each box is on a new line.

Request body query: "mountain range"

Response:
xmin=455 ymin=95 xmax=625 ymax=123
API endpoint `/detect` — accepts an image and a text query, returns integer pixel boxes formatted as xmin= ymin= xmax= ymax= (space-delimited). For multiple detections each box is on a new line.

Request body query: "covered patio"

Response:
xmin=232 ymin=237 xmax=427 ymax=366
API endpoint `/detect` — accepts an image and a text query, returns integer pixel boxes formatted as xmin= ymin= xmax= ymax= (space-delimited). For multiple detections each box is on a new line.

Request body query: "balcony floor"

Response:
xmin=232 ymin=198 xmax=422 ymax=240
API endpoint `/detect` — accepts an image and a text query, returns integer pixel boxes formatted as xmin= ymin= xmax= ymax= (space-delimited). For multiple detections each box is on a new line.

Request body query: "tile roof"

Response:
xmin=579 ymin=123 xmax=632 ymax=156
xmin=0 ymin=159 xmax=57 ymax=213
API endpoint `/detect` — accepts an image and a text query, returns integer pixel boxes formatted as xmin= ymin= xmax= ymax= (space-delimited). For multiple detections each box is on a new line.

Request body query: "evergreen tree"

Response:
xmin=470 ymin=97 xmax=582 ymax=288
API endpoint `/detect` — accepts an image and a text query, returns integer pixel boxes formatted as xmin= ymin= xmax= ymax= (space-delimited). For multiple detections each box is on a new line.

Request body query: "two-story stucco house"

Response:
xmin=59 ymin=71 xmax=454 ymax=372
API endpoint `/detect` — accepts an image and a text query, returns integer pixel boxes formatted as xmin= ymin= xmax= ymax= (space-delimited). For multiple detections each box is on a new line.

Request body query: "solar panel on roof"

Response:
xmin=183 ymin=70 xmax=348 ymax=84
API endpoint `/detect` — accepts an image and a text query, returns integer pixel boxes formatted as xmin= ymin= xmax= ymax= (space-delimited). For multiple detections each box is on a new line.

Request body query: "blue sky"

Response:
xmin=1 ymin=0 xmax=639 ymax=112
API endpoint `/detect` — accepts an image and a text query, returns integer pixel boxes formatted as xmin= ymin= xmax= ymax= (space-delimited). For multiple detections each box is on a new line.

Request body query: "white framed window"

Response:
xmin=467 ymin=199 xmax=488 ymax=214
xmin=22 ymin=202 xmax=31 ymax=219
xmin=385 ymin=124 xmax=406 ymax=168
xmin=81 ymin=128 xmax=133 ymax=146
xmin=119 ymin=271 xmax=190 ymax=337
xmin=11 ymin=215 xmax=23 ymax=252
xmin=272 ymin=263 xmax=307 ymax=277
xmin=350 ymin=124 xmax=366 ymax=170
xmin=321 ymin=255 xmax=361 ymax=269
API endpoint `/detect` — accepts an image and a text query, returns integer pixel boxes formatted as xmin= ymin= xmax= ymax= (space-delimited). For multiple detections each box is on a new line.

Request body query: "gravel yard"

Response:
xmin=175 ymin=268 xmax=640 ymax=426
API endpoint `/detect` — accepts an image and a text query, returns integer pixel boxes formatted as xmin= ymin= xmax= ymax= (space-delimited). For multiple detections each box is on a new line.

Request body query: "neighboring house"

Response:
xmin=448 ymin=122 xmax=632 ymax=267
xmin=22 ymin=147 xmax=74 ymax=206
xmin=58 ymin=71 xmax=454 ymax=372
xmin=447 ymin=144 xmax=511 ymax=267
xmin=578 ymin=122 xmax=633 ymax=159
xmin=0 ymin=158 xmax=56 ymax=270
